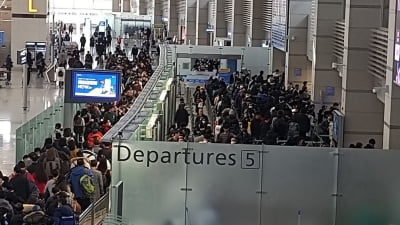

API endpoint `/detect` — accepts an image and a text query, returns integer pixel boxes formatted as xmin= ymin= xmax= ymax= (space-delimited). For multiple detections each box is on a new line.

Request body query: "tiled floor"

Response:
xmin=0 ymin=68 xmax=62 ymax=175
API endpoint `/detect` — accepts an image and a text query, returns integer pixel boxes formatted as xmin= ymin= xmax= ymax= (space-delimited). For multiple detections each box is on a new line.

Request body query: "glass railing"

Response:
xmin=15 ymin=97 xmax=83 ymax=162
xmin=15 ymin=97 xmax=64 ymax=162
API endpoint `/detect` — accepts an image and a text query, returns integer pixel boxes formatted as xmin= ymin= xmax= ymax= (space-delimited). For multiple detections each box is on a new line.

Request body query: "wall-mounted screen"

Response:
xmin=65 ymin=70 xmax=121 ymax=103
xmin=395 ymin=0 xmax=400 ymax=84
xmin=271 ymin=0 xmax=288 ymax=52
xmin=99 ymin=21 xmax=106 ymax=33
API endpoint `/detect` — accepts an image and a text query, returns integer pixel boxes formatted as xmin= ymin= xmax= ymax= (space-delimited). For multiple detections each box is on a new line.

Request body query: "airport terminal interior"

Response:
xmin=0 ymin=0 xmax=399 ymax=224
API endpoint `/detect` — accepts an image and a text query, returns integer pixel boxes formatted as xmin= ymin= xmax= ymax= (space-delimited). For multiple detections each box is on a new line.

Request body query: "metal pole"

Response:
xmin=240 ymin=48 xmax=245 ymax=71
xmin=90 ymin=201 xmax=95 ymax=225
xmin=51 ymin=13 xmax=55 ymax=65
xmin=297 ymin=210 xmax=302 ymax=225
xmin=22 ymin=64 xmax=28 ymax=111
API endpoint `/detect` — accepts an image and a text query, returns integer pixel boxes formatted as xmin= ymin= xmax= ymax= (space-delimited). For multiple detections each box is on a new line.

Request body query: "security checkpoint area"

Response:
xmin=102 ymin=45 xmax=400 ymax=225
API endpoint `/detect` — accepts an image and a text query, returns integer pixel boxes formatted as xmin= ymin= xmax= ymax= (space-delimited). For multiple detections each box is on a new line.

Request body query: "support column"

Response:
xmin=383 ymin=0 xmax=400 ymax=149
xmin=231 ymin=0 xmax=245 ymax=46
xmin=168 ymin=0 xmax=179 ymax=38
xmin=153 ymin=0 xmax=163 ymax=24
xmin=341 ymin=0 xmax=384 ymax=147
xmin=312 ymin=0 xmax=343 ymax=106
xmin=185 ymin=0 xmax=196 ymax=44
xmin=285 ymin=0 xmax=312 ymax=89
xmin=215 ymin=0 xmax=226 ymax=39
xmin=11 ymin=0 xmax=47 ymax=65
xmin=250 ymin=0 xmax=265 ymax=47
xmin=196 ymin=0 xmax=208 ymax=45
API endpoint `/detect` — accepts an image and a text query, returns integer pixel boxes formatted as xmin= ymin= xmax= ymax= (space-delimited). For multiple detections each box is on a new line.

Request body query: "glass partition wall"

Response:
xmin=111 ymin=142 xmax=400 ymax=225
xmin=15 ymin=98 xmax=83 ymax=162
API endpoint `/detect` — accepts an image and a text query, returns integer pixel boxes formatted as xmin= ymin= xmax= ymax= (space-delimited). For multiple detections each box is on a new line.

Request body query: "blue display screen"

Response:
xmin=71 ymin=70 xmax=121 ymax=102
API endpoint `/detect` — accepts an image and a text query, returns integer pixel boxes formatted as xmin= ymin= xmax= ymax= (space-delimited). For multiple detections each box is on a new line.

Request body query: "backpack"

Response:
xmin=43 ymin=156 xmax=61 ymax=177
xmin=57 ymin=151 xmax=71 ymax=176
xmin=80 ymin=174 xmax=95 ymax=197
xmin=73 ymin=116 xmax=84 ymax=127
xmin=58 ymin=206 xmax=75 ymax=225
xmin=60 ymin=215 xmax=75 ymax=225
xmin=288 ymin=122 xmax=300 ymax=139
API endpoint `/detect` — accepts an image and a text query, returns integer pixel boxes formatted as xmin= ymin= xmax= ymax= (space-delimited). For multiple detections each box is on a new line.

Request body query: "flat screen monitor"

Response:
xmin=65 ymin=70 xmax=121 ymax=103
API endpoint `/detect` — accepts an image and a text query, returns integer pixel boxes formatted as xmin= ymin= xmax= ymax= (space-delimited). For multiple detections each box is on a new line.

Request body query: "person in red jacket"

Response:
xmin=32 ymin=164 xmax=48 ymax=197
xmin=87 ymin=128 xmax=103 ymax=148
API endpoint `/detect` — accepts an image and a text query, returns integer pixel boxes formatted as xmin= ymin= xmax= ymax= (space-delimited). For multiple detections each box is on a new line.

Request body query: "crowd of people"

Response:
xmin=0 ymin=123 xmax=112 ymax=225
xmin=192 ymin=59 xmax=220 ymax=72
xmin=0 ymin=29 xmax=155 ymax=224
xmin=172 ymin=69 xmax=374 ymax=148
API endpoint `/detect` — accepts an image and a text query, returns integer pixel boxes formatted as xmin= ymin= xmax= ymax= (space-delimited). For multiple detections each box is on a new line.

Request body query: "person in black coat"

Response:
xmin=292 ymin=108 xmax=310 ymax=137
xmin=174 ymin=104 xmax=189 ymax=128
xmin=8 ymin=166 xmax=32 ymax=203
xmin=26 ymin=51 xmax=33 ymax=86
xmin=80 ymin=34 xmax=86 ymax=51
xmin=89 ymin=36 xmax=95 ymax=54
xmin=131 ymin=45 xmax=139 ymax=58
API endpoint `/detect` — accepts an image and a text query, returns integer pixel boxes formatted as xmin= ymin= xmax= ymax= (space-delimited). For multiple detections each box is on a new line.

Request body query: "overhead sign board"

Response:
xmin=271 ymin=0 xmax=288 ymax=51
xmin=28 ymin=0 xmax=38 ymax=13
xmin=17 ymin=49 xmax=27 ymax=65
xmin=206 ymin=24 xmax=214 ymax=32
xmin=153 ymin=24 xmax=165 ymax=29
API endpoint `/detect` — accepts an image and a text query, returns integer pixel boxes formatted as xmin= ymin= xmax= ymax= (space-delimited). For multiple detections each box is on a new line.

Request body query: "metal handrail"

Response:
xmin=78 ymin=192 xmax=110 ymax=225
xmin=102 ymin=215 xmax=130 ymax=225
xmin=102 ymin=44 xmax=174 ymax=142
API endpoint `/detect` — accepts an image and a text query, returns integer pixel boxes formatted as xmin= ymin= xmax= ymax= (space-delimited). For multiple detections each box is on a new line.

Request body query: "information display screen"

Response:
xmin=99 ymin=21 xmax=106 ymax=33
xmin=395 ymin=0 xmax=400 ymax=84
xmin=66 ymin=70 xmax=121 ymax=103
xmin=271 ymin=0 xmax=288 ymax=51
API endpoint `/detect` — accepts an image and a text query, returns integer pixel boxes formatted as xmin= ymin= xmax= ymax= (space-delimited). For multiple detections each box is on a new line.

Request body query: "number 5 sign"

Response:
xmin=241 ymin=150 xmax=260 ymax=169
